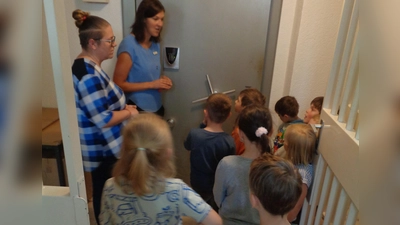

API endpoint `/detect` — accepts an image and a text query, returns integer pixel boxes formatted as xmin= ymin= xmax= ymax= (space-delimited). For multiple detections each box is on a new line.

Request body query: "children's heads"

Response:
xmin=205 ymin=93 xmax=232 ymax=124
xmin=249 ymin=154 xmax=302 ymax=217
xmin=113 ymin=113 xmax=176 ymax=195
xmin=274 ymin=96 xmax=299 ymax=123
xmin=238 ymin=105 xmax=273 ymax=154
xmin=235 ymin=88 xmax=266 ymax=113
xmin=284 ymin=124 xmax=316 ymax=165
xmin=304 ymin=96 xmax=324 ymax=124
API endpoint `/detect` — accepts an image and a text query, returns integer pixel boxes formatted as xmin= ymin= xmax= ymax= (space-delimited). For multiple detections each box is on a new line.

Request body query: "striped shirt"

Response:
xmin=296 ymin=163 xmax=314 ymax=187
xmin=72 ymin=58 xmax=126 ymax=172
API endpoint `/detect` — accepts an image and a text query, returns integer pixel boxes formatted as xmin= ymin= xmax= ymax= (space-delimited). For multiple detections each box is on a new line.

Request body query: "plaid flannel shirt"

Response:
xmin=72 ymin=58 xmax=126 ymax=172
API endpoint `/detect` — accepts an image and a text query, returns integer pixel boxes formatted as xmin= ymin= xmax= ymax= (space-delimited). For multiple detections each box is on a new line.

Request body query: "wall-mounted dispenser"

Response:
xmin=164 ymin=47 xmax=180 ymax=69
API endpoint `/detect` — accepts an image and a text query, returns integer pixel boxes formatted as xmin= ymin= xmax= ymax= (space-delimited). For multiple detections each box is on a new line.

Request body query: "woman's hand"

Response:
xmin=153 ymin=75 xmax=173 ymax=90
xmin=125 ymin=105 xmax=139 ymax=117
xmin=103 ymin=105 xmax=138 ymax=128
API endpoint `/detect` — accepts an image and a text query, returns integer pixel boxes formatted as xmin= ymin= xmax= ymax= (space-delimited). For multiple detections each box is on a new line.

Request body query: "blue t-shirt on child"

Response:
xmin=184 ymin=129 xmax=235 ymax=192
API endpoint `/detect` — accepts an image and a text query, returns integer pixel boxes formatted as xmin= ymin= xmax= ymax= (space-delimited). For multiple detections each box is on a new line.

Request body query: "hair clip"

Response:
xmin=137 ymin=147 xmax=146 ymax=151
xmin=255 ymin=127 xmax=268 ymax=137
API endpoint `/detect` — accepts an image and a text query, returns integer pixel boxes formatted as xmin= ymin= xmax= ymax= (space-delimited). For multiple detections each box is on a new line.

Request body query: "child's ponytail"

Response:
xmin=129 ymin=148 xmax=151 ymax=195
xmin=259 ymin=133 xmax=271 ymax=154
xmin=238 ymin=105 xmax=273 ymax=154
xmin=113 ymin=113 xmax=176 ymax=196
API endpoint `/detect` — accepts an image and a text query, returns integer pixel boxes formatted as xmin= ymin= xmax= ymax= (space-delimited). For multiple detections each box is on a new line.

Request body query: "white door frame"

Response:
xmin=42 ymin=0 xmax=89 ymax=224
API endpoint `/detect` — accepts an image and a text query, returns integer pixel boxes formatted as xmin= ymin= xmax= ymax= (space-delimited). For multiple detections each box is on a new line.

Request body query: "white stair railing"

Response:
xmin=300 ymin=0 xmax=359 ymax=224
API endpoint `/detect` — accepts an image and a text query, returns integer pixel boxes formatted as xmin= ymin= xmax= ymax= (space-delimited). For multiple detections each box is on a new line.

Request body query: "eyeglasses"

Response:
xmin=96 ymin=36 xmax=116 ymax=44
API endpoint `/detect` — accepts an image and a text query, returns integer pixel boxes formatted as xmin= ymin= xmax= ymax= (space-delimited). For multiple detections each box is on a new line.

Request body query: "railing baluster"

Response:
xmin=322 ymin=177 xmax=340 ymax=225
xmin=346 ymin=80 xmax=359 ymax=131
xmin=331 ymin=0 xmax=359 ymax=115
xmin=355 ymin=126 xmax=359 ymax=140
xmin=338 ymin=34 xmax=359 ymax=123
xmin=314 ymin=167 xmax=332 ymax=225
xmin=344 ymin=203 xmax=358 ymax=225
xmin=333 ymin=188 xmax=349 ymax=225
xmin=324 ymin=0 xmax=356 ymax=109
xmin=307 ymin=157 xmax=327 ymax=225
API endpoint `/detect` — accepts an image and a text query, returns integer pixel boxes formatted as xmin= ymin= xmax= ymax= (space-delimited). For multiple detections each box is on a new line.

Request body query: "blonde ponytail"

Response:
xmin=112 ymin=113 xmax=176 ymax=195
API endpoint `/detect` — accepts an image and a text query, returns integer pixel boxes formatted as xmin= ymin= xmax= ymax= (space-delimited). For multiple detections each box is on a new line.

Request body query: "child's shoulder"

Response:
xmin=217 ymin=156 xmax=250 ymax=172
xmin=188 ymin=127 xmax=205 ymax=133
xmin=102 ymin=177 xmax=119 ymax=194
xmin=212 ymin=131 xmax=235 ymax=145
xmin=164 ymin=178 xmax=192 ymax=191
xmin=289 ymin=118 xmax=304 ymax=124
xmin=219 ymin=155 xmax=242 ymax=165
xmin=104 ymin=177 xmax=116 ymax=187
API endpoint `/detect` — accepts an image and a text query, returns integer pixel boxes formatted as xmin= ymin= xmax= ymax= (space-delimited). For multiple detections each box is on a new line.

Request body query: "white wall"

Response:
xmin=270 ymin=0 xmax=344 ymax=129
xmin=42 ymin=0 xmax=123 ymax=108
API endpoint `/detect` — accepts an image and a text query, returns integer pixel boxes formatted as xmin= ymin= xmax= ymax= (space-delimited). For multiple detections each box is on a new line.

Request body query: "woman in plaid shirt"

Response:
xmin=71 ymin=9 xmax=138 ymax=224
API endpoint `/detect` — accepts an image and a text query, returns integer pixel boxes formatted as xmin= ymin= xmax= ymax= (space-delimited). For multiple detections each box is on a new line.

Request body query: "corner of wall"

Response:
xmin=269 ymin=0 xmax=302 ymax=135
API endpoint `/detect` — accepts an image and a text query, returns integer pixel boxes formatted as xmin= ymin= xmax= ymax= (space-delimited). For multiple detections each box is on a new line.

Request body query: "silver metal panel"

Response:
xmin=121 ymin=0 xmax=281 ymax=183
xmin=121 ymin=0 xmax=136 ymax=37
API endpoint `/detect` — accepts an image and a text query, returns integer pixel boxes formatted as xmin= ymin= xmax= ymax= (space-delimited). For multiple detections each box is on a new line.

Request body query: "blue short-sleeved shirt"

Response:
xmin=296 ymin=163 xmax=314 ymax=187
xmin=72 ymin=58 xmax=126 ymax=172
xmin=117 ymin=35 xmax=162 ymax=112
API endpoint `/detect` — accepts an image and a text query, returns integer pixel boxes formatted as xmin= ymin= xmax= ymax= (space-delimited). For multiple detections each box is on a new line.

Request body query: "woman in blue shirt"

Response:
xmin=113 ymin=0 xmax=172 ymax=117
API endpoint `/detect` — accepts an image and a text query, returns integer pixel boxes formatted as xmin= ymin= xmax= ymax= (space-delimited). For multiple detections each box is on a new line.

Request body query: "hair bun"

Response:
xmin=72 ymin=9 xmax=90 ymax=28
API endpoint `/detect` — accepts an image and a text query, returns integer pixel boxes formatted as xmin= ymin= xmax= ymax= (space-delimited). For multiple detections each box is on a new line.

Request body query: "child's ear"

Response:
xmin=203 ymin=109 xmax=208 ymax=117
xmin=165 ymin=148 xmax=173 ymax=159
xmin=282 ymin=114 xmax=291 ymax=123
xmin=250 ymin=193 xmax=260 ymax=209
xmin=239 ymin=129 xmax=245 ymax=142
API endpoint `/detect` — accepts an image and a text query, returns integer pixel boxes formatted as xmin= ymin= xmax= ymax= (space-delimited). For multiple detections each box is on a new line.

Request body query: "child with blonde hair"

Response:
xmin=283 ymin=124 xmax=316 ymax=223
xmin=100 ymin=113 xmax=221 ymax=225
xmin=232 ymin=88 xmax=266 ymax=155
